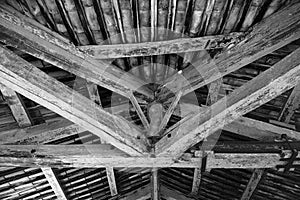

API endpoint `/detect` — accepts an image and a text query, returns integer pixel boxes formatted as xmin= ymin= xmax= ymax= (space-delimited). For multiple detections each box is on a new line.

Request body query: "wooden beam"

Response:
xmin=155 ymin=45 xmax=300 ymax=158
xmin=191 ymin=167 xmax=202 ymax=195
xmin=0 ymin=4 xmax=153 ymax=99
xmin=151 ymin=168 xmax=159 ymax=200
xmin=279 ymin=82 xmax=300 ymax=123
xmin=106 ymin=167 xmax=118 ymax=196
xmin=41 ymin=167 xmax=68 ymax=200
xmin=240 ymin=169 xmax=265 ymax=200
xmin=0 ymin=84 xmax=31 ymax=127
xmin=0 ymin=144 xmax=298 ymax=168
xmin=0 ymin=46 xmax=149 ymax=156
xmin=79 ymin=33 xmax=243 ymax=58
xmin=130 ymin=92 xmax=150 ymax=130
xmin=158 ymin=1 xmax=300 ymax=100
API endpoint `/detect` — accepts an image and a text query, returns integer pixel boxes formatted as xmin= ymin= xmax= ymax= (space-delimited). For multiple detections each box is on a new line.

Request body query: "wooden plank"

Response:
xmin=155 ymin=45 xmax=300 ymax=158
xmin=191 ymin=167 xmax=202 ymax=195
xmin=0 ymin=4 xmax=153 ymax=99
xmin=0 ymin=144 xmax=298 ymax=168
xmin=130 ymin=92 xmax=150 ymax=130
xmin=0 ymin=46 xmax=149 ymax=156
xmin=158 ymin=1 xmax=300 ymax=100
xmin=41 ymin=167 xmax=68 ymax=200
xmin=278 ymin=82 xmax=300 ymax=123
xmin=106 ymin=167 xmax=118 ymax=196
xmin=151 ymin=168 xmax=159 ymax=200
xmin=79 ymin=33 xmax=243 ymax=58
xmin=0 ymin=84 xmax=31 ymax=127
xmin=240 ymin=169 xmax=265 ymax=200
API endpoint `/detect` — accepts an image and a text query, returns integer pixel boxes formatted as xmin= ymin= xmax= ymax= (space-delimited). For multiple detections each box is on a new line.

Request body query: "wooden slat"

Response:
xmin=130 ymin=92 xmax=150 ymax=130
xmin=278 ymin=82 xmax=300 ymax=123
xmin=41 ymin=167 xmax=68 ymax=200
xmin=161 ymin=185 xmax=195 ymax=200
xmin=79 ymin=32 xmax=243 ymax=58
xmin=0 ymin=46 xmax=149 ymax=156
xmin=155 ymin=45 xmax=300 ymax=158
xmin=119 ymin=185 xmax=151 ymax=200
xmin=0 ymin=84 xmax=31 ymax=127
xmin=0 ymin=4 xmax=153 ymax=99
xmin=191 ymin=167 xmax=202 ymax=195
xmin=106 ymin=167 xmax=118 ymax=196
xmin=158 ymin=1 xmax=300 ymax=100
xmin=240 ymin=169 xmax=265 ymax=200
xmin=151 ymin=168 xmax=159 ymax=200
xmin=0 ymin=144 xmax=298 ymax=168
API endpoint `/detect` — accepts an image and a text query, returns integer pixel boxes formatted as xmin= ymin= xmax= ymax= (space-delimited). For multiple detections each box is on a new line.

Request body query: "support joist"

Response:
xmin=0 ymin=144 xmax=299 ymax=168
xmin=106 ymin=167 xmax=118 ymax=196
xmin=0 ymin=4 xmax=153 ymax=99
xmin=0 ymin=46 xmax=149 ymax=156
xmin=155 ymin=44 xmax=300 ymax=158
xmin=41 ymin=167 xmax=68 ymax=200
xmin=158 ymin=1 xmax=300 ymax=100
xmin=79 ymin=33 xmax=243 ymax=58
xmin=240 ymin=169 xmax=265 ymax=200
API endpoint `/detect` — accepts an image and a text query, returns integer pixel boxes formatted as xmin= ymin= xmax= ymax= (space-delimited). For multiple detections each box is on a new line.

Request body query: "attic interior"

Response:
xmin=0 ymin=0 xmax=300 ymax=199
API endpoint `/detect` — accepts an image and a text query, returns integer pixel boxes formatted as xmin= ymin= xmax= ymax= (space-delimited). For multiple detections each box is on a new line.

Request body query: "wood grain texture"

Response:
xmin=0 ymin=46 xmax=149 ymax=156
xmin=240 ymin=169 xmax=265 ymax=200
xmin=155 ymin=46 xmax=300 ymax=158
xmin=79 ymin=32 xmax=243 ymax=58
xmin=0 ymin=4 xmax=153 ymax=99
xmin=158 ymin=1 xmax=300 ymax=101
xmin=0 ymin=144 xmax=297 ymax=168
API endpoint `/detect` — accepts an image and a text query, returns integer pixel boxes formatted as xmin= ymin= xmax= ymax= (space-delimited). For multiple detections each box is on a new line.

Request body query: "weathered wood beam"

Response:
xmin=240 ymin=169 xmax=265 ymax=200
xmin=41 ymin=167 xmax=68 ymax=200
xmin=0 ymin=46 xmax=149 ymax=156
xmin=155 ymin=45 xmax=300 ymax=158
xmin=130 ymin=92 xmax=150 ymax=130
xmin=0 ymin=84 xmax=32 ymax=127
xmin=0 ymin=4 xmax=153 ymax=99
xmin=106 ymin=167 xmax=118 ymax=196
xmin=79 ymin=33 xmax=243 ymax=58
xmin=0 ymin=144 xmax=299 ymax=168
xmin=191 ymin=167 xmax=202 ymax=195
xmin=151 ymin=168 xmax=159 ymax=200
xmin=158 ymin=1 xmax=300 ymax=100
xmin=279 ymin=82 xmax=300 ymax=123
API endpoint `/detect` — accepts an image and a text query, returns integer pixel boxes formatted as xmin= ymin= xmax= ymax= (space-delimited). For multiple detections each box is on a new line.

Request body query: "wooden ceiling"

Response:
xmin=0 ymin=0 xmax=300 ymax=199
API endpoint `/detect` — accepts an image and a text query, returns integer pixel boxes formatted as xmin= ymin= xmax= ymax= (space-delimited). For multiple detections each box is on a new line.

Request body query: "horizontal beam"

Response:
xmin=0 ymin=144 xmax=298 ymax=168
xmin=79 ymin=33 xmax=243 ymax=58
xmin=0 ymin=46 xmax=149 ymax=156
xmin=0 ymin=4 xmax=153 ymax=99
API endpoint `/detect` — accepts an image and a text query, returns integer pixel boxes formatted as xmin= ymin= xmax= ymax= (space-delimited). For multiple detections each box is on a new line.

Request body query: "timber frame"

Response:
xmin=0 ymin=0 xmax=300 ymax=200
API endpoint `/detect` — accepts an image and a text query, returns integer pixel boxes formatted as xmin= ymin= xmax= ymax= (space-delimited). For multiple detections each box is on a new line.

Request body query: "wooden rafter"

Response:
xmin=0 ymin=4 xmax=153 ymax=100
xmin=240 ymin=169 xmax=265 ymax=200
xmin=0 ymin=144 xmax=299 ymax=168
xmin=0 ymin=84 xmax=31 ymax=127
xmin=79 ymin=32 xmax=243 ymax=58
xmin=279 ymin=82 xmax=300 ymax=123
xmin=157 ymin=1 xmax=300 ymax=100
xmin=106 ymin=167 xmax=118 ymax=196
xmin=0 ymin=46 xmax=149 ymax=156
xmin=151 ymin=168 xmax=159 ymax=200
xmin=155 ymin=46 xmax=300 ymax=158
xmin=0 ymin=84 xmax=68 ymax=200
xmin=41 ymin=167 xmax=68 ymax=200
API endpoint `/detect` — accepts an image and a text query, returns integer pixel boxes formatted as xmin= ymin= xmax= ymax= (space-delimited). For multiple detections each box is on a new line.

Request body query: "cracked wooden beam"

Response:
xmin=151 ymin=168 xmax=159 ymax=200
xmin=240 ymin=169 xmax=265 ymax=200
xmin=0 ymin=4 xmax=153 ymax=100
xmin=0 ymin=144 xmax=299 ymax=168
xmin=155 ymin=45 xmax=300 ymax=158
xmin=79 ymin=32 xmax=243 ymax=58
xmin=0 ymin=46 xmax=149 ymax=156
xmin=157 ymin=1 xmax=300 ymax=101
